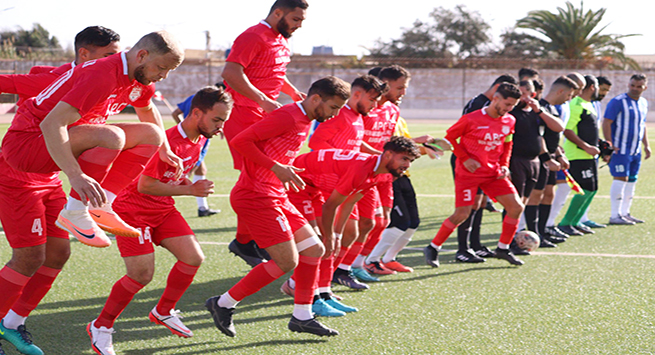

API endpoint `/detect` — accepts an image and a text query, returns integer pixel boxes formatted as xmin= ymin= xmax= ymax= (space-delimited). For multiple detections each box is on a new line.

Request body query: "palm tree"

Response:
xmin=515 ymin=1 xmax=640 ymax=69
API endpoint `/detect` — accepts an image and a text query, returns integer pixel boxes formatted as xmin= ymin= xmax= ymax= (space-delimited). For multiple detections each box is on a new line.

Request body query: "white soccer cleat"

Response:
xmin=87 ymin=321 xmax=116 ymax=355
xmin=149 ymin=308 xmax=193 ymax=338
xmin=56 ymin=209 xmax=111 ymax=248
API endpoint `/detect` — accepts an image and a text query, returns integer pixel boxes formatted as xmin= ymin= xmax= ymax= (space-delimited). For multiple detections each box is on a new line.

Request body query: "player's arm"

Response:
xmin=563 ymin=128 xmax=600 ymax=156
xmin=601 ymin=117 xmax=613 ymax=144
xmin=528 ymin=99 xmax=564 ymax=132
xmin=445 ymin=117 xmax=479 ymax=172
xmin=643 ymin=126 xmax=651 ymax=160
xmin=222 ymin=61 xmax=281 ymax=113
xmin=0 ymin=72 xmax=56 ymax=98
xmin=137 ymin=174 xmax=214 ymax=197
xmin=134 ymin=102 xmax=184 ymax=178
xmin=497 ymin=135 xmax=513 ymax=179
xmin=308 ymin=120 xmax=338 ymax=150
xmin=360 ymin=142 xmax=383 ymax=155
xmin=281 ymin=75 xmax=306 ymax=101
xmin=171 ymin=107 xmax=184 ymax=124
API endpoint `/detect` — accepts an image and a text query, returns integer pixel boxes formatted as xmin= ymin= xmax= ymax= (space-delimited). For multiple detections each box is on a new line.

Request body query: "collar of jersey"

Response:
xmin=296 ymin=102 xmax=307 ymax=116
xmin=177 ymin=123 xmax=188 ymax=139
xmin=260 ymin=20 xmax=272 ymax=29
xmin=121 ymin=52 xmax=128 ymax=76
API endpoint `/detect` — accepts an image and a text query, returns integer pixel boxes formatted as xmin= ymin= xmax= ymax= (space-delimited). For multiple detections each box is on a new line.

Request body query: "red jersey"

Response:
xmin=294 ymin=149 xmax=384 ymax=197
xmin=308 ymin=104 xmax=364 ymax=152
xmin=113 ymin=124 xmax=206 ymax=212
xmin=225 ymin=21 xmax=291 ymax=108
xmin=363 ymin=101 xmax=400 ymax=151
xmin=0 ymin=62 xmax=72 ymax=107
xmin=232 ymin=103 xmax=312 ymax=197
xmin=0 ymin=154 xmax=61 ymax=188
xmin=8 ymin=52 xmax=154 ymax=134
xmin=446 ymin=107 xmax=515 ymax=178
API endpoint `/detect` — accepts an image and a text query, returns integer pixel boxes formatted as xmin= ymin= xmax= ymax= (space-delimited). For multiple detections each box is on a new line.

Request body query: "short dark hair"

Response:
xmin=307 ymin=76 xmax=350 ymax=101
xmin=552 ymin=76 xmax=579 ymax=90
xmin=368 ymin=67 xmax=383 ymax=77
xmin=583 ymin=75 xmax=598 ymax=90
xmin=379 ymin=65 xmax=411 ymax=82
xmin=518 ymin=67 xmax=539 ymax=79
xmin=597 ymin=76 xmax=612 ymax=86
xmin=383 ymin=136 xmax=420 ymax=159
xmin=630 ymin=73 xmax=647 ymax=82
xmin=74 ymin=26 xmax=120 ymax=53
xmin=270 ymin=0 xmax=308 ymax=13
xmin=191 ymin=86 xmax=233 ymax=112
xmin=492 ymin=74 xmax=518 ymax=87
xmin=519 ymin=80 xmax=535 ymax=92
xmin=495 ymin=83 xmax=521 ymax=99
xmin=351 ymin=75 xmax=388 ymax=96
xmin=533 ymin=78 xmax=544 ymax=92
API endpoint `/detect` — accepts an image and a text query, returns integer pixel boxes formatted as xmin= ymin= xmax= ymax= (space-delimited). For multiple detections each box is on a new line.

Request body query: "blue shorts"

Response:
xmin=556 ymin=170 xmax=566 ymax=181
xmin=196 ymin=139 xmax=211 ymax=166
xmin=609 ymin=153 xmax=641 ymax=178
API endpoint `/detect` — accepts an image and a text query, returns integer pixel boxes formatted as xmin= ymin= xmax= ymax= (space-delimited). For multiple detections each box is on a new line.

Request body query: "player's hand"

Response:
xmin=322 ymin=233 xmax=336 ymax=258
xmin=547 ymin=159 xmax=561 ymax=171
xmin=159 ymin=147 xmax=184 ymax=180
xmin=69 ymin=173 xmax=106 ymax=208
xmin=412 ymin=135 xmax=434 ymax=144
xmin=583 ymin=144 xmax=601 ymax=156
xmin=259 ymin=98 xmax=283 ymax=113
xmin=190 ymin=179 xmax=215 ymax=197
xmin=497 ymin=166 xmax=510 ymax=179
xmin=525 ymin=97 xmax=540 ymax=112
xmin=463 ymin=158 xmax=481 ymax=173
xmin=292 ymin=91 xmax=307 ymax=102
xmin=433 ymin=138 xmax=453 ymax=151
xmin=271 ymin=163 xmax=306 ymax=192
xmin=644 ymin=146 xmax=651 ymax=160
xmin=557 ymin=155 xmax=570 ymax=170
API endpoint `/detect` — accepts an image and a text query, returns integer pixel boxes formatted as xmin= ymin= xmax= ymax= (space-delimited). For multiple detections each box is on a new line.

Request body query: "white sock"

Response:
xmin=517 ymin=213 xmax=526 ymax=231
xmin=288 ymin=278 xmax=296 ymax=289
xmin=430 ymin=242 xmax=442 ymax=250
xmin=218 ymin=292 xmax=239 ymax=309
xmin=580 ymin=209 xmax=590 ymax=223
xmin=547 ymin=183 xmax=571 ymax=226
xmin=104 ymin=189 xmax=117 ymax=204
xmin=352 ymin=254 xmax=366 ymax=269
xmin=292 ymin=304 xmax=313 ymax=321
xmin=610 ymin=180 xmax=626 ymax=218
xmin=621 ymin=182 xmax=636 ymax=216
xmin=66 ymin=197 xmax=87 ymax=211
xmin=317 ymin=287 xmax=330 ymax=294
xmin=193 ymin=175 xmax=209 ymax=209
xmin=2 ymin=310 xmax=26 ymax=329
xmin=498 ymin=242 xmax=510 ymax=249
xmin=366 ymin=227 xmax=404 ymax=264
xmin=337 ymin=264 xmax=350 ymax=271
xmin=383 ymin=228 xmax=416 ymax=263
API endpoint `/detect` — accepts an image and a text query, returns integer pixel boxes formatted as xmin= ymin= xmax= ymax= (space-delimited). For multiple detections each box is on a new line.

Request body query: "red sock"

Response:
xmin=0 ymin=266 xmax=30 ymax=319
xmin=95 ymin=276 xmax=145 ymax=329
xmin=11 ymin=266 xmax=61 ymax=317
xmin=332 ymin=246 xmax=349 ymax=269
xmin=156 ymin=261 xmax=199 ymax=315
xmin=293 ymin=255 xmax=320 ymax=305
xmin=431 ymin=218 xmax=457 ymax=246
xmin=499 ymin=216 xmax=520 ymax=245
xmin=340 ymin=241 xmax=364 ymax=267
xmin=70 ymin=147 xmax=120 ymax=201
xmin=235 ymin=232 xmax=252 ymax=244
xmin=360 ymin=216 xmax=388 ymax=256
xmin=101 ymin=145 xmax=159 ymax=195
xmin=228 ymin=261 xmax=284 ymax=301
xmin=317 ymin=256 xmax=334 ymax=289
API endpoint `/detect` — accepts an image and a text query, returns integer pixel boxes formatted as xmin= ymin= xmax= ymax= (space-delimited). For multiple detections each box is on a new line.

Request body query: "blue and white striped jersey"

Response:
xmin=604 ymin=93 xmax=648 ymax=155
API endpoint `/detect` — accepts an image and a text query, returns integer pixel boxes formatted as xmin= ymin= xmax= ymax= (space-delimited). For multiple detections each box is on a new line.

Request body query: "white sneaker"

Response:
xmin=57 ymin=209 xmax=111 ymax=248
xmin=87 ymin=321 xmax=116 ymax=355
xmin=149 ymin=307 xmax=193 ymax=338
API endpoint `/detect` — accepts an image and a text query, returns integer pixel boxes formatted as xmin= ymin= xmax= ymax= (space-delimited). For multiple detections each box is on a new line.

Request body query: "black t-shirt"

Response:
xmin=539 ymin=98 xmax=560 ymax=154
xmin=463 ymin=94 xmax=490 ymax=115
xmin=510 ymin=107 xmax=542 ymax=159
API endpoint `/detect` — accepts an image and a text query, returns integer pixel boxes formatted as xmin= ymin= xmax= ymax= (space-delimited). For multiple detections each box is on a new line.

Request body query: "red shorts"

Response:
xmin=288 ymin=184 xmax=325 ymax=221
xmin=2 ymin=130 xmax=59 ymax=174
xmin=455 ymin=174 xmax=517 ymax=207
xmin=230 ymin=187 xmax=307 ymax=249
xmin=113 ymin=208 xmax=193 ymax=258
xmin=0 ymin=183 xmax=68 ymax=248
xmin=223 ymin=105 xmax=265 ymax=170
xmin=354 ymin=186 xmax=382 ymax=220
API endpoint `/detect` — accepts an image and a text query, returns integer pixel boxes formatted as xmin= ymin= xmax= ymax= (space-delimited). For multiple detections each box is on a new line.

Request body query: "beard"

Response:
xmin=277 ymin=17 xmax=293 ymax=38
xmin=356 ymin=101 xmax=369 ymax=116
xmin=134 ymin=64 xmax=149 ymax=85
xmin=386 ymin=162 xmax=404 ymax=178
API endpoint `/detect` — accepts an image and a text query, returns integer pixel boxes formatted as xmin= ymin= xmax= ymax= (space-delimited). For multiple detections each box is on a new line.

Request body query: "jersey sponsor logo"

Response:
xmin=129 ymin=86 xmax=142 ymax=102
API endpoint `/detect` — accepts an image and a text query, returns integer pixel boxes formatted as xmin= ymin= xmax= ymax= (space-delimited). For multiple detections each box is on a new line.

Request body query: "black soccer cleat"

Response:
xmin=288 ymin=316 xmax=339 ymax=337
xmin=473 ymin=246 xmax=496 ymax=258
xmin=543 ymin=234 xmax=566 ymax=244
xmin=573 ymin=224 xmax=594 ymax=234
xmin=198 ymin=208 xmax=220 ymax=217
xmin=228 ymin=240 xmax=265 ymax=267
xmin=538 ymin=237 xmax=557 ymax=248
xmin=494 ymin=248 xmax=524 ymax=266
xmin=557 ymin=225 xmax=584 ymax=236
xmin=455 ymin=249 xmax=485 ymax=263
xmin=510 ymin=241 xmax=530 ymax=256
xmin=544 ymin=226 xmax=569 ymax=239
xmin=423 ymin=245 xmax=440 ymax=268
xmin=205 ymin=296 xmax=236 ymax=337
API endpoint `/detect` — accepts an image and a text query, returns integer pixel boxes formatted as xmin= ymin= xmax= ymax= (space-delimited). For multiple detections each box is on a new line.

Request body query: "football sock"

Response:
xmin=332 ymin=246 xmax=349 ymax=270
xmin=235 ymin=232 xmax=252 ymax=244
xmin=573 ymin=190 xmax=597 ymax=226
xmin=340 ymin=242 xmax=363 ymax=269
xmin=383 ymin=228 xmax=416 ymax=264
xmin=352 ymin=255 xmax=366 ymax=269
xmin=469 ymin=208 xmax=484 ymax=250
xmin=293 ymin=255 xmax=320 ymax=306
xmin=65 ymin=197 xmax=87 ymax=211
xmin=317 ymin=256 xmax=334 ymax=289
xmin=456 ymin=209 xmax=475 ymax=252
xmin=560 ymin=190 xmax=595 ymax=226
xmin=227 ymin=260 xmax=284 ymax=302
xmin=102 ymin=144 xmax=159 ymax=195
xmin=95 ymin=276 xmax=145 ymax=329
xmin=548 ymin=183 xmax=571 ymax=226
xmin=292 ymin=304 xmax=313 ymax=321
xmin=0 ymin=266 xmax=30 ymax=320
xmin=537 ymin=204 xmax=551 ymax=237
xmin=431 ymin=218 xmax=457 ymax=247
xmin=621 ymin=182 xmax=636 ymax=216
xmin=71 ymin=147 xmax=120 ymax=201
xmin=2 ymin=310 xmax=25 ymax=330
xmin=217 ymin=292 xmax=239 ymax=309
xmin=104 ymin=190 xmax=117 ymax=205
xmin=193 ymin=175 xmax=209 ymax=209
xmin=11 ymin=265 xmax=61 ymax=318
xmin=499 ymin=216 xmax=520 ymax=245
xmin=156 ymin=261 xmax=199 ymax=315
xmin=360 ymin=216 xmax=388 ymax=257
xmin=524 ymin=205 xmax=538 ymax=234
xmin=610 ymin=180 xmax=626 ymax=218
xmin=366 ymin=227 xmax=403 ymax=264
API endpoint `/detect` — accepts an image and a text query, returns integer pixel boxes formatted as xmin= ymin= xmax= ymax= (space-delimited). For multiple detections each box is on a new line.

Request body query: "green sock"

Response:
xmin=572 ymin=190 xmax=597 ymax=226
xmin=560 ymin=193 xmax=588 ymax=226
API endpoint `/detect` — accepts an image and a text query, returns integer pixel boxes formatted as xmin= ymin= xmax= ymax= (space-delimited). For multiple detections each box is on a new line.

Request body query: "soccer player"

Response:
xmin=0 ymin=26 xmax=122 ymax=355
xmin=558 ymin=75 xmax=601 ymax=235
xmin=205 ymin=76 xmax=350 ymax=337
xmin=424 ymin=83 xmax=526 ymax=267
xmin=603 ymin=73 xmax=650 ymax=225
xmin=86 ymin=87 xmax=232 ymax=355
xmin=222 ymin=0 xmax=308 ymax=266
xmin=1 ymin=31 xmax=185 ymax=249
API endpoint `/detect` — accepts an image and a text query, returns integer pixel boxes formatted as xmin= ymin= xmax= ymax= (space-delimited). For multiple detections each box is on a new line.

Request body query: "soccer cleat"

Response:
xmin=364 ymin=261 xmax=397 ymax=275
xmin=56 ymin=209 xmax=111 ymax=248
xmin=624 ymin=214 xmax=644 ymax=224
xmin=558 ymin=225 xmax=584 ymax=236
xmin=473 ymin=246 xmax=496 ymax=258
xmin=288 ymin=316 xmax=338 ymax=336
xmin=543 ymin=234 xmax=566 ymax=244
xmin=582 ymin=220 xmax=607 ymax=228
xmin=455 ymin=249 xmax=486 ymax=263
xmin=538 ymin=238 xmax=557 ymax=248
xmin=509 ymin=241 xmax=530 ymax=256
xmin=609 ymin=216 xmax=635 ymax=225
xmin=87 ymin=321 xmax=115 ymax=355
xmin=198 ymin=208 xmax=220 ymax=217
xmin=544 ymin=226 xmax=570 ymax=239
xmin=494 ymin=248 xmax=524 ymax=266
xmin=312 ymin=299 xmax=345 ymax=317
xmin=0 ymin=321 xmax=43 ymax=355
xmin=484 ymin=200 xmax=501 ymax=213
xmin=352 ymin=267 xmax=380 ymax=282
xmin=383 ymin=260 xmax=414 ymax=273
xmin=332 ymin=269 xmax=369 ymax=290
xmin=324 ymin=297 xmax=358 ymax=313
xmin=205 ymin=296 xmax=236 ymax=337
xmin=574 ymin=224 xmax=594 ymax=234
xmin=423 ymin=245 xmax=440 ymax=268
xmin=280 ymin=279 xmax=295 ymax=297
xmin=228 ymin=239 xmax=265 ymax=267
xmin=149 ymin=307 xmax=193 ymax=338
xmin=89 ymin=204 xmax=141 ymax=238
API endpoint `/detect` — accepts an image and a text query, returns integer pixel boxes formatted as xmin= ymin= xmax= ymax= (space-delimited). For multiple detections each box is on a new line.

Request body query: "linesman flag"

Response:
xmin=562 ymin=170 xmax=585 ymax=195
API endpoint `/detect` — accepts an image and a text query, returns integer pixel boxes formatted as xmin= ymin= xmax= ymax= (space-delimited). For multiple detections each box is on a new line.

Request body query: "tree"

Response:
xmin=368 ymin=5 xmax=491 ymax=58
xmin=496 ymin=29 xmax=550 ymax=59
xmin=515 ymin=1 xmax=640 ymax=69
xmin=0 ymin=23 xmax=62 ymax=58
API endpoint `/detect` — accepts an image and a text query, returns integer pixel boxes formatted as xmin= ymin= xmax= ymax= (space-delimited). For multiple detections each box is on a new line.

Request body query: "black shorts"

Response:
xmin=568 ymin=159 xmax=598 ymax=192
xmin=534 ymin=162 xmax=549 ymax=190
xmin=546 ymin=169 xmax=557 ymax=186
xmin=388 ymin=175 xmax=420 ymax=231
xmin=509 ymin=156 xmax=540 ymax=198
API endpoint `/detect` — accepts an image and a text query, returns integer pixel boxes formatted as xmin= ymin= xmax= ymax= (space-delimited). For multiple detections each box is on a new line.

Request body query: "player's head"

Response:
xmin=628 ymin=73 xmax=647 ymax=99
xmin=518 ymin=67 xmax=539 ymax=81
xmin=74 ymin=26 xmax=121 ymax=64
xmin=548 ymin=76 xmax=579 ymax=105
xmin=368 ymin=66 xmax=383 ymax=77
xmin=350 ymin=75 xmax=388 ymax=116
xmin=268 ymin=0 xmax=308 ymax=38
xmin=381 ymin=136 xmax=420 ymax=177
xmin=581 ymin=75 xmax=599 ymax=100
xmin=566 ymin=72 xmax=586 ymax=98
xmin=532 ymin=77 xmax=544 ymax=100
xmin=515 ymin=80 xmax=535 ymax=110
xmin=305 ymin=76 xmax=350 ymax=122
xmin=189 ymin=86 xmax=233 ymax=138
xmin=130 ymin=31 xmax=185 ymax=85
xmin=490 ymin=82 xmax=521 ymax=117
xmin=491 ymin=74 xmax=518 ymax=88
xmin=378 ymin=65 xmax=411 ymax=105
xmin=596 ymin=76 xmax=612 ymax=101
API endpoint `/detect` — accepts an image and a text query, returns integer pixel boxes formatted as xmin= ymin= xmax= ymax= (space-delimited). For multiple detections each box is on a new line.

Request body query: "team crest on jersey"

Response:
xmin=501 ymin=125 xmax=510 ymax=135
xmin=129 ymin=86 xmax=142 ymax=102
